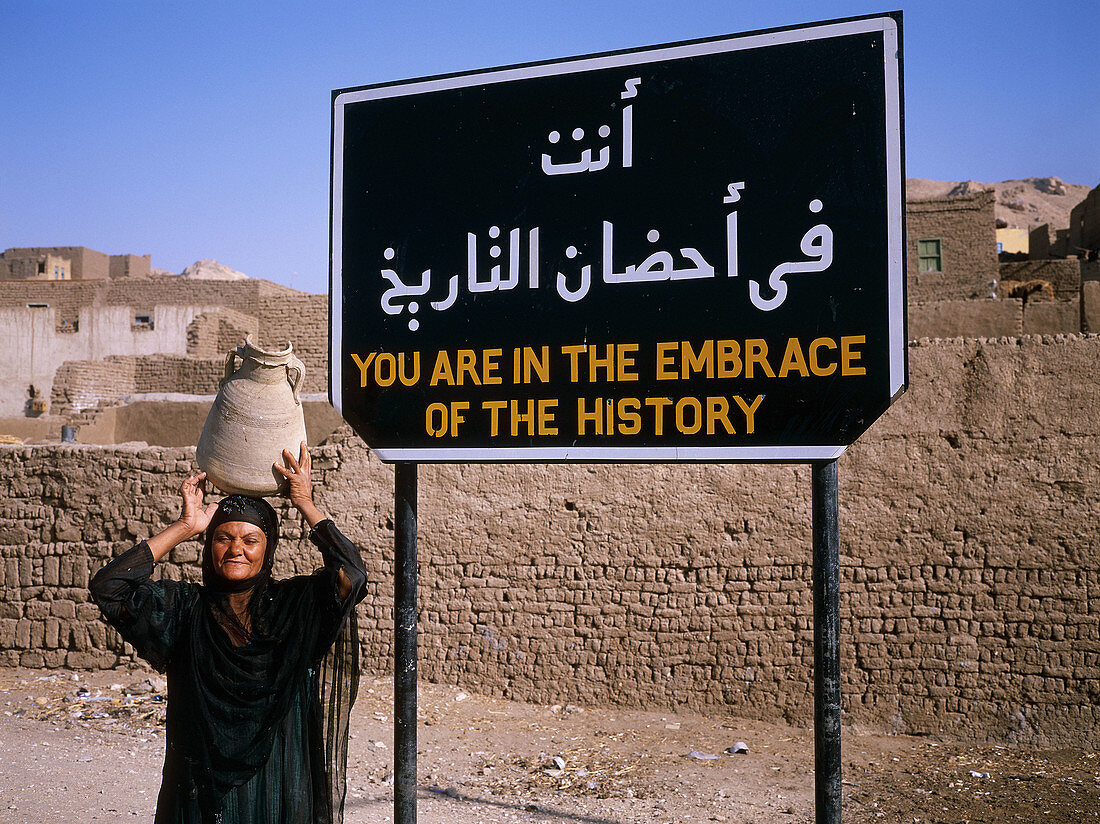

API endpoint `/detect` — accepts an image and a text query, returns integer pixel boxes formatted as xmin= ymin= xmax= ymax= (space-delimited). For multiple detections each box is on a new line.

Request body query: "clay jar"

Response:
xmin=197 ymin=336 xmax=307 ymax=497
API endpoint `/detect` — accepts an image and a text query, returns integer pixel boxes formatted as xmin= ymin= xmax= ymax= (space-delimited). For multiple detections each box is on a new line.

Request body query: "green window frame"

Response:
xmin=917 ymin=238 xmax=942 ymax=273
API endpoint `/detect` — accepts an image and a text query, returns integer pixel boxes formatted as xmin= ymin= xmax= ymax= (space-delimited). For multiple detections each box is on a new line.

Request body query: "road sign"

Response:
xmin=331 ymin=13 xmax=906 ymax=462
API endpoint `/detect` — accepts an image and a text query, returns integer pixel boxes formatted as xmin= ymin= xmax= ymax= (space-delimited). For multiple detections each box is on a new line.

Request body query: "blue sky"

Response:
xmin=2 ymin=1 xmax=1097 ymax=295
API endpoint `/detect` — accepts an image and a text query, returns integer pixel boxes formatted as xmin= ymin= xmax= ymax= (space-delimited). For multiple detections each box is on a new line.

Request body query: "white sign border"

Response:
xmin=331 ymin=14 xmax=905 ymax=463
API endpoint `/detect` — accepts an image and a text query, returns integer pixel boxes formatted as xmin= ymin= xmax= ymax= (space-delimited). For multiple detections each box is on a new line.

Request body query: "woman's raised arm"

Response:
xmin=146 ymin=472 xmax=219 ymax=562
xmin=275 ymin=442 xmax=364 ymax=602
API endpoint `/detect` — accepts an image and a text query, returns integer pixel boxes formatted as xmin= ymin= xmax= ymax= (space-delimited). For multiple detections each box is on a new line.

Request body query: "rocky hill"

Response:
xmin=178 ymin=258 xmax=249 ymax=280
xmin=907 ymin=177 xmax=1092 ymax=231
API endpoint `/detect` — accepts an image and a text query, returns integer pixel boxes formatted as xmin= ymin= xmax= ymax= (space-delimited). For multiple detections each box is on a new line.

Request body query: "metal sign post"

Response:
xmin=394 ymin=462 xmax=418 ymax=822
xmin=330 ymin=14 xmax=905 ymax=823
xmin=813 ymin=459 xmax=842 ymax=822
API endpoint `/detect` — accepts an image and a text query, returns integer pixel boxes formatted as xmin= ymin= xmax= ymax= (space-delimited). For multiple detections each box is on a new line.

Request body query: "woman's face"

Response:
xmin=210 ymin=521 xmax=267 ymax=582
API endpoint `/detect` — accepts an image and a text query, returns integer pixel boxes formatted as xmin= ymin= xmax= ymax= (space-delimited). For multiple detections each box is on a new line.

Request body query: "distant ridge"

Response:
xmin=907 ymin=177 xmax=1092 ymax=231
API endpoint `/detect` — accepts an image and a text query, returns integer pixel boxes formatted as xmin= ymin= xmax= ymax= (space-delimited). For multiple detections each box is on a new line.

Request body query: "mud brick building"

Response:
xmin=906 ymin=186 xmax=1100 ymax=337
xmin=0 ymin=277 xmax=327 ymax=419
xmin=1068 ymin=185 xmax=1100 ymax=257
xmin=904 ymin=191 xmax=1013 ymax=337
xmin=0 ymin=247 xmax=151 ymax=282
xmin=906 ymin=190 xmax=999 ymax=298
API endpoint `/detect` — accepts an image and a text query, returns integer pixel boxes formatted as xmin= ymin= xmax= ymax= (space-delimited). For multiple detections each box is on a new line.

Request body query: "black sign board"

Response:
xmin=331 ymin=13 xmax=905 ymax=462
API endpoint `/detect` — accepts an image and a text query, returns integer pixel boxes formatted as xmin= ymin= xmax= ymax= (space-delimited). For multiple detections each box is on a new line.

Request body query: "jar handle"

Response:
xmin=220 ymin=351 xmax=240 ymax=389
xmin=286 ymin=364 xmax=303 ymax=405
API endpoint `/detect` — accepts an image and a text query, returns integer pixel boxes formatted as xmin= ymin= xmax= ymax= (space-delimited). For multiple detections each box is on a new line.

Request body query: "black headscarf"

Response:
xmin=204 ymin=494 xmax=280 ymax=560
xmin=200 ymin=495 xmax=279 ymax=642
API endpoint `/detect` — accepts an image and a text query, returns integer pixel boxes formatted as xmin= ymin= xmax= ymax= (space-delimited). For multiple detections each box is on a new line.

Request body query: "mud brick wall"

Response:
xmin=907 ymin=192 xmax=999 ymax=302
xmin=0 ymin=276 xmax=298 ymax=311
xmin=51 ymin=356 xmax=224 ymax=415
xmin=838 ymin=335 xmax=1100 ymax=746
xmin=1069 ymin=185 xmax=1100 ymax=253
xmin=1029 ymin=224 xmax=1054 ymax=260
xmin=2 ymin=336 xmax=1099 ymax=748
xmin=1022 ymin=298 xmax=1080 ymax=335
xmin=909 ymin=299 xmax=1022 ymax=338
xmin=254 ymin=293 xmax=329 ymax=393
xmin=108 ymin=254 xmax=152 ymax=279
xmin=0 ymin=444 xmax=342 ymax=671
xmin=1085 ymin=282 xmax=1100 ymax=333
xmin=130 ymin=357 xmax=224 ymax=396
xmin=185 ymin=308 xmax=260 ymax=358
xmin=1000 ymin=260 xmax=1087 ymax=299
xmin=49 ymin=359 xmax=137 ymax=415
xmin=0 ymin=277 xmax=309 ymax=349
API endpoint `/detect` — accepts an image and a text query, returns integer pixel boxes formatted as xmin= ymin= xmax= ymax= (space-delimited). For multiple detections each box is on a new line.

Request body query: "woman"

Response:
xmin=90 ymin=443 xmax=367 ymax=824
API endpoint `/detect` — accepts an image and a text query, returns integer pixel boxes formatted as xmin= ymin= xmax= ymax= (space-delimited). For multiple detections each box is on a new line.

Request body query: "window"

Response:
xmin=917 ymin=238 xmax=942 ymax=273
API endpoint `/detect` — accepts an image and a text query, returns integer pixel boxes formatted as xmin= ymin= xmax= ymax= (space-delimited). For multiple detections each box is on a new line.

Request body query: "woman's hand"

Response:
xmin=178 ymin=473 xmax=218 ymax=537
xmin=147 ymin=473 xmax=219 ymax=563
xmin=275 ymin=441 xmax=327 ymax=528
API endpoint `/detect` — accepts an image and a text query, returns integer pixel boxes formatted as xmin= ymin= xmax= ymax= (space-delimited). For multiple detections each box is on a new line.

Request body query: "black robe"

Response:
xmin=91 ymin=520 xmax=367 ymax=824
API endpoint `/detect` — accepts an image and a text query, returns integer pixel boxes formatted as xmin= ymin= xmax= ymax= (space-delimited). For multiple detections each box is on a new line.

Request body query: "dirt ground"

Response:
xmin=1 ymin=667 xmax=1097 ymax=823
